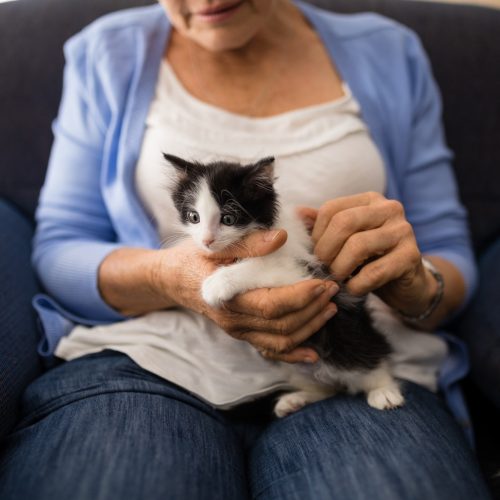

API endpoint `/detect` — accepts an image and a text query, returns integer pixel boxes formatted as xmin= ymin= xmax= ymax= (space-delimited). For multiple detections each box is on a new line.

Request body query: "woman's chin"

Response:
xmin=189 ymin=22 xmax=262 ymax=52
xmin=193 ymin=36 xmax=249 ymax=53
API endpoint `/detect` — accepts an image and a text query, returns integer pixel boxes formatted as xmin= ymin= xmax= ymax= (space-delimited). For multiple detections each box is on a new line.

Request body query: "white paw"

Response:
xmin=274 ymin=392 xmax=311 ymax=418
xmin=367 ymin=385 xmax=405 ymax=410
xmin=201 ymin=273 xmax=237 ymax=308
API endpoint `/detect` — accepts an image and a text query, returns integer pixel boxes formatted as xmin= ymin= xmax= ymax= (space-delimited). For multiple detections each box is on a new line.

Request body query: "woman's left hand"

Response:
xmin=298 ymin=192 xmax=438 ymax=317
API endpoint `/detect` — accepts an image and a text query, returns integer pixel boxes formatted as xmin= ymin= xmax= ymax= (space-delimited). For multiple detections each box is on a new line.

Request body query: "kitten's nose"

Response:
xmin=203 ymin=238 xmax=215 ymax=248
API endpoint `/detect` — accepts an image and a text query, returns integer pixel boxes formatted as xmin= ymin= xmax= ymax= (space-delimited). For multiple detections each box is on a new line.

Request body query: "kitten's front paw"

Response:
xmin=367 ymin=385 xmax=405 ymax=410
xmin=202 ymin=273 xmax=238 ymax=308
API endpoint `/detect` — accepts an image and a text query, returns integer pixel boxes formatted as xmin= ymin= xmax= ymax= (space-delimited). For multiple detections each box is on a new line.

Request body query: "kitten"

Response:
xmin=165 ymin=153 xmax=404 ymax=416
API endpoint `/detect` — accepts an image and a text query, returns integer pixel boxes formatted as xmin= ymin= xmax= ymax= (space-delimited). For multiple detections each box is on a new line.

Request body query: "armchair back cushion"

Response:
xmin=0 ymin=0 xmax=499 ymax=251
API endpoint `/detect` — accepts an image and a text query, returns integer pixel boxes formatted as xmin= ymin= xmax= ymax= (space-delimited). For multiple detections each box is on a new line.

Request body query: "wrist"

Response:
xmin=147 ymin=248 xmax=182 ymax=309
xmin=397 ymin=258 xmax=444 ymax=324
xmin=99 ymin=247 xmax=177 ymax=316
xmin=150 ymin=246 xmax=210 ymax=314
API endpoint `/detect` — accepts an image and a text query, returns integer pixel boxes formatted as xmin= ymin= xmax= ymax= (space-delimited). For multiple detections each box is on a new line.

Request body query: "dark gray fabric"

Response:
xmin=455 ymin=237 xmax=500 ymax=411
xmin=0 ymin=200 xmax=42 ymax=440
xmin=0 ymin=0 xmax=499 ymax=491
xmin=454 ymin=236 xmax=500 ymax=496
xmin=0 ymin=0 xmax=499 ymax=252
xmin=0 ymin=0 xmax=154 ymax=219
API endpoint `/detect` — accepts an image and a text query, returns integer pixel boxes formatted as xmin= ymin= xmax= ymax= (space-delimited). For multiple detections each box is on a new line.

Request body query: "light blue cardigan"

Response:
xmin=32 ymin=1 xmax=476 ymax=439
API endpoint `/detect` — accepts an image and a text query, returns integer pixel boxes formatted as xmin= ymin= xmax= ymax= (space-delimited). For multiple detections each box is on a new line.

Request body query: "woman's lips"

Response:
xmin=194 ymin=1 xmax=245 ymax=23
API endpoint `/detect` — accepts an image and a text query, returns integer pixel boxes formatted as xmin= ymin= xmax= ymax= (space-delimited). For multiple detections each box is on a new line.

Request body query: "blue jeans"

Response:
xmin=0 ymin=350 xmax=491 ymax=500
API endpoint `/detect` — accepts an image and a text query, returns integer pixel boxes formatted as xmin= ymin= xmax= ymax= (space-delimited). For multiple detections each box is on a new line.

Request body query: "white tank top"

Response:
xmin=55 ymin=61 xmax=446 ymax=408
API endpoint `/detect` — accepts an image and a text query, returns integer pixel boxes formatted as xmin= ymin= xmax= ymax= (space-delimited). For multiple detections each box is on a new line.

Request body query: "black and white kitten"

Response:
xmin=165 ymin=153 xmax=404 ymax=416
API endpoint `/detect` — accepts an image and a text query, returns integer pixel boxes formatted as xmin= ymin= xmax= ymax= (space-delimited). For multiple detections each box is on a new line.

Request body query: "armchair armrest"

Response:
xmin=455 ymin=237 xmax=500 ymax=411
xmin=0 ymin=199 xmax=43 ymax=440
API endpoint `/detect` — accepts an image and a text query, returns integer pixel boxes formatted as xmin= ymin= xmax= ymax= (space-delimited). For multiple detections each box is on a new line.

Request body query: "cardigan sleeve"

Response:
xmin=400 ymin=31 xmax=477 ymax=306
xmin=32 ymin=33 xmax=126 ymax=322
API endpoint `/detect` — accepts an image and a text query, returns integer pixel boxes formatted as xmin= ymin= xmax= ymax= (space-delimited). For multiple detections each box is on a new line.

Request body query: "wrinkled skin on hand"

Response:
xmin=297 ymin=191 xmax=436 ymax=317
xmin=156 ymin=230 xmax=339 ymax=364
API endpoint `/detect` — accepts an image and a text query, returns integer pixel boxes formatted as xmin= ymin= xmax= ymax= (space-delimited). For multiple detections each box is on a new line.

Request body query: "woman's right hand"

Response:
xmin=155 ymin=230 xmax=339 ymax=364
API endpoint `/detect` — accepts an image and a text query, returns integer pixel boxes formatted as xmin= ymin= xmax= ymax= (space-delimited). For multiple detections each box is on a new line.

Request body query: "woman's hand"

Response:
xmin=156 ymin=230 xmax=338 ymax=364
xmin=298 ymin=192 xmax=440 ymax=319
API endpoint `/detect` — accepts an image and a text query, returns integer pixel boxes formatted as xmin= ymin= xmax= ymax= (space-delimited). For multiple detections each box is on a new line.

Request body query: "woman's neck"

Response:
xmin=164 ymin=1 xmax=343 ymax=117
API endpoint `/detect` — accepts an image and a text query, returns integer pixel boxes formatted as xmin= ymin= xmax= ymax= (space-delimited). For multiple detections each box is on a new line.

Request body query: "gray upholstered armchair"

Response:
xmin=0 ymin=0 xmax=499 ymax=495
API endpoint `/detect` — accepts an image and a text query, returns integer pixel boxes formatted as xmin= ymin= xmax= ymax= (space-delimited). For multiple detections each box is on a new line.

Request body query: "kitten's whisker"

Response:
xmin=160 ymin=230 xmax=189 ymax=248
xmin=230 ymin=240 xmax=252 ymax=255
xmin=252 ymin=179 xmax=273 ymax=192
xmin=221 ymin=190 xmax=254 ymax=221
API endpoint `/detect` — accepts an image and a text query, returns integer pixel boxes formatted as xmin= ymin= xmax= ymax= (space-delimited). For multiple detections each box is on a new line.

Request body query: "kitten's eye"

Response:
xmin=221 ymin=214 xmax=236 ymax=226
xmin=187 ymin=210 xmax=200 ymax=224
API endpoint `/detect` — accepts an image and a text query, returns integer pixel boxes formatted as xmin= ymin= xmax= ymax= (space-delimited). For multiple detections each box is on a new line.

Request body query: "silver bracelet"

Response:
xmin=398 ymin=258 xmax=444 ymax=323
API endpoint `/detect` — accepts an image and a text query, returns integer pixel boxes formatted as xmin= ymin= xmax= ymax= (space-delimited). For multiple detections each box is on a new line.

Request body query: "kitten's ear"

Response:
xmin=247 ymin=156 xmax=275 ymax=183
xmin=163 ymin=153 xmax=201 ymax=176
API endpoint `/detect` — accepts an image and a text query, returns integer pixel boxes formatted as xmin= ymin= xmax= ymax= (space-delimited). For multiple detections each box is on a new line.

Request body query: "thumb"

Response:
xmin=208 ymin=229 xmax=287 ymax=260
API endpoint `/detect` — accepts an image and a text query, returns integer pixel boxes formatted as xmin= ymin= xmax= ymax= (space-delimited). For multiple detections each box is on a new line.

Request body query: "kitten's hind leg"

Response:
xmin=361 ymin=363 xmax=405 ymax=410
xmin=274 ymin=386 xmax=337 ymax=418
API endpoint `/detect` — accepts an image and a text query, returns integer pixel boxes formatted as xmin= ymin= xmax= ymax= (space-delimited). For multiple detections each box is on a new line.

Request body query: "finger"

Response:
xmin=314 ymin=203 xmax=396 ymax=265
xmin=227 ymin=282 xmax=338 ymax=335
xmin=226 ymin=278 xmax=331 ymax=319
xmin=346 ymin=245 xmax=418 ymax=296
xmin=296 ymin=206 xmax=318 ymax=232
xmin=312 ymin=193 xmax=379 ymax=243
xmin=207 ymin=229 xmax=287 ymax=261
xmin=241 ymin=302 xmax=337 ymax=356
xmin=260 ymin=346 xmax=320 ymax=364
xmin=329 ymin=226 xmax=401 ymax=281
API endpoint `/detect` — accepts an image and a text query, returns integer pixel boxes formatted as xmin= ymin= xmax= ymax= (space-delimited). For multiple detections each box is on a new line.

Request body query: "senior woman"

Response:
xmin=0 ymin=0 xmax=491 ymax=499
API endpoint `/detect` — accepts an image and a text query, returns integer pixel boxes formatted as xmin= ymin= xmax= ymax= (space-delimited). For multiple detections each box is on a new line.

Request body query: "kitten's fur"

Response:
xmin=165 ymin=153 xmax=404 ymax=416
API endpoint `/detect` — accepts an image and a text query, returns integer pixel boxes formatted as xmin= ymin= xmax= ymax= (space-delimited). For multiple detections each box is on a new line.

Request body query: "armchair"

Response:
xmin=1 ymin=0 xmax=499 ymax=494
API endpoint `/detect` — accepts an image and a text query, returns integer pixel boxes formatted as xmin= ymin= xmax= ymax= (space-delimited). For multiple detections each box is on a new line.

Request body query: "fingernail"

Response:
xmin=303 ymin=357 xmax=316 ymax=364
xmin=328 ymin=283 xmax=339 ymax=296
xmin=263 ymin=230 xmax=281 ymax=242
xmin=313 ymin=285 xmax=326 ymax=297
xmin=324 ymin=305 xmax=337 ymax=320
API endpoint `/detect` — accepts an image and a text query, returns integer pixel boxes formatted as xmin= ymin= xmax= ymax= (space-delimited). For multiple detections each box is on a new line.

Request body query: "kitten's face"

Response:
xmin=165 ymin=154 xmax=278 ymax=252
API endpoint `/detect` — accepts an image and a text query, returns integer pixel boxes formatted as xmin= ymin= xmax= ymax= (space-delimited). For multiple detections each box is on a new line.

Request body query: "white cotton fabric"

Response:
xmin=55 ymin=61 xmax=447 ymax=408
